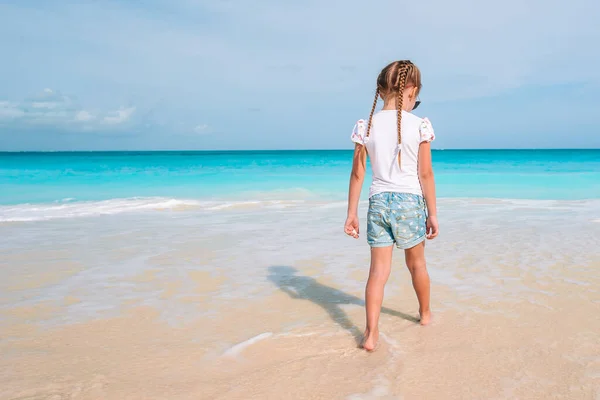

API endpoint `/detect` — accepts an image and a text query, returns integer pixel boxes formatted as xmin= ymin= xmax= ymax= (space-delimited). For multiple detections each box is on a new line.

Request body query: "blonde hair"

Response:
xmin=365 ymin=60 xmax=422 ymax=166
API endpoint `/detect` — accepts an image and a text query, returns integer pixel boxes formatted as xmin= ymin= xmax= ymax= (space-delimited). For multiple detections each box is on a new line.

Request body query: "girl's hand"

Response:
xmin=344 ymin=215 xmax=360 ymax=239
xmin=426 ymin=215 xmax=439 ymax=239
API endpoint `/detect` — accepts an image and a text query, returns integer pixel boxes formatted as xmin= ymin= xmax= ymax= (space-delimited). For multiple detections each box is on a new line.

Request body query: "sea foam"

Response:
xmin=0 ymin=197 xmax=202 ymax=222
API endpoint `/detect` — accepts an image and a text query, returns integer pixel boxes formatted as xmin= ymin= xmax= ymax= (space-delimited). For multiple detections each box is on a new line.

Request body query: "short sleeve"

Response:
xmin=351 ymin=119 xmax=368 ymax=145
xmin=419 ymin=117 xmax=435 ymax=143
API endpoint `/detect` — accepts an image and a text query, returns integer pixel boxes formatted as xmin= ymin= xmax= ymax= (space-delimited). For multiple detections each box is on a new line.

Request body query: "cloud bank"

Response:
xmin=0 ymin=88 xmax=135 ymax=131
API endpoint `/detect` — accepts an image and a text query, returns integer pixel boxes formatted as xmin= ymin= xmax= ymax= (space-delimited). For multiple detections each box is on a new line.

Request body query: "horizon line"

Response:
xmin=0 ymin=148 xmax=599 ymax=153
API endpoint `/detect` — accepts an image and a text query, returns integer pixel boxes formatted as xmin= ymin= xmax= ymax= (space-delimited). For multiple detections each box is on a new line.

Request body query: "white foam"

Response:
xmin=203 ymin=200 xmax=304 ymax=211
xmin=275 ymin=331 xmax=321 ymax=339
xmin=2 ymin=196 xmax=599 ymax=223
xmin=0 ymin=197 xmax=203 ymax=222
xmin=380 ymin=333 xmax=402 ymax=352
xmin=222 ymin=332 xmax=273 ymax=357
xmin=318 ymin=201 xmax=350 ymax=210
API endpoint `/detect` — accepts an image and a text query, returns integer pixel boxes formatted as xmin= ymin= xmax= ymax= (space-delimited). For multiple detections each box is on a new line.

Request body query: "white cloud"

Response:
xmin=194 ymin=124 xmax=209 ymax=133
xmin=31 ymin=101 xmax=59 ymax=109
xmin=103 ymin=106 xmax=136 ymax=124
xmin=0 ymin=88 xmax=74 ymax=124
xmin=0 ymin=101 xmax=25 ymax=119
xmin=0 ymin=89 xmax=135 ymax=130
xmin=75 ymin=110 xmax=95 ymax=122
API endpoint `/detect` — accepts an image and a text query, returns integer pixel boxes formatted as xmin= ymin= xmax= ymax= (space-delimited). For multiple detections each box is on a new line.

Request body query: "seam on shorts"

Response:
xmin=395 ymin=235 xmax=426 ymax=250
xmin=369 ymin=241 xmax=395 ymax=248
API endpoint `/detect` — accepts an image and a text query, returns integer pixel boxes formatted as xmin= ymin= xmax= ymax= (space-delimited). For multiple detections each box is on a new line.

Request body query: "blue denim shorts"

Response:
xmin=367 ymin=192 xmax=427 ymax=249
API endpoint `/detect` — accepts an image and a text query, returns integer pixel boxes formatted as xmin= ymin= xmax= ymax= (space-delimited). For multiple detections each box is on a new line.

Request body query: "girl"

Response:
xmin=344 ymin=60 xmax=439 ymax=352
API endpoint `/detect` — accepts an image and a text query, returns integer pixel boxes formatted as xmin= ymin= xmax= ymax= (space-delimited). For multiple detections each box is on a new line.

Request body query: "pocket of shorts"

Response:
xmin=367 ymin=208 xmax=391 ymax=243
xmin=392 ymin=208 xmax=426 ymax=241
xmin=368 ymin=195 xmax=388 ymax=212
xmin=390 ymin=202 xmax=422 ymax=217
xmin=367 ymin=206 xmax=387 ymax=229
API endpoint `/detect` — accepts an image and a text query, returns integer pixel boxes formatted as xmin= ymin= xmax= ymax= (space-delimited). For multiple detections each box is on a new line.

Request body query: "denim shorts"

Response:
xmin=367 ymin=192 xmax=427 ymax=249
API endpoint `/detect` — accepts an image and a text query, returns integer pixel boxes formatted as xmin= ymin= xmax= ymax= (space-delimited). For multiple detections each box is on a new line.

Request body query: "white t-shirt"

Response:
xmin=351 ymin=110 xmax=435 ymax=198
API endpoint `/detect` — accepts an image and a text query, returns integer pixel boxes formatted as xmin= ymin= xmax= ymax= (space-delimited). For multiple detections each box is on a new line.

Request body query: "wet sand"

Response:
xmin=1 ymin=199 xmax=599 ymax=399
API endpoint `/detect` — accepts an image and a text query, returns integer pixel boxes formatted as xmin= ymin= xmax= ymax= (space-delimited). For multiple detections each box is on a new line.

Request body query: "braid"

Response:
xmin=395 ymin=63 xmax=410 ymax=167
xmin=358 ymin=87 xmax=379 ymax=165
xmin=368 ymin=60 xmax=421 ymax=169
xmin=366 ymin=87 xmax=379 ymax=139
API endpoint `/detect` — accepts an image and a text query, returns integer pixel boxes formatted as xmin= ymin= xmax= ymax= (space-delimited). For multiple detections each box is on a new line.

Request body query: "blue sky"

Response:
xmin=0 ymin=0 xmax=599 ymax=150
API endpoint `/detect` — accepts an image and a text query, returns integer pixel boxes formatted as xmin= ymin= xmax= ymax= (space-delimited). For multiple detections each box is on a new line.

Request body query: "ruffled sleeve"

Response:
xmin=419 ymin=117 xmax=435 ymax=143
xmin=351 ymin=119 xmax=369 ymax=145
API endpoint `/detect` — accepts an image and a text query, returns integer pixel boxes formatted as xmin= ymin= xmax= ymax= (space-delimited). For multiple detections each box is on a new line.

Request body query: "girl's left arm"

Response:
xmin=418 ymin=142 xmax=439 ymax=239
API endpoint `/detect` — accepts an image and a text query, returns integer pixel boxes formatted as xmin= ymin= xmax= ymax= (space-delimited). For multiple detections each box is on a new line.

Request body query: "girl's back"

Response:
xmin=351 ymin=110 xmax=434 ymax=198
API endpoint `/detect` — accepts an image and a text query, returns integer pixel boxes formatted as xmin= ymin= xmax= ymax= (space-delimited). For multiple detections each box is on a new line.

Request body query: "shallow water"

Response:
xmin=1 ymin=199 xmax=599 ymax=399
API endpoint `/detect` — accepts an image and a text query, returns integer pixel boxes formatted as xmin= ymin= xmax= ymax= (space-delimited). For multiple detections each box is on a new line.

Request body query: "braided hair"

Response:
xmin=365 ymin=60 xmax=422 ymax=167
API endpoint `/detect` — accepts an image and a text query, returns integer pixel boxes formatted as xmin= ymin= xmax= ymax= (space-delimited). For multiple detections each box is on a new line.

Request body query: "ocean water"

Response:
xmin=1 ymin=150 xmax=599 ymax=221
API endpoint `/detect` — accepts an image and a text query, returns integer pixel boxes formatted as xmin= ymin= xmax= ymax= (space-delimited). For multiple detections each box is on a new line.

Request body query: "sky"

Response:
xmin=0 ymin=0 xmax=599 ymax=151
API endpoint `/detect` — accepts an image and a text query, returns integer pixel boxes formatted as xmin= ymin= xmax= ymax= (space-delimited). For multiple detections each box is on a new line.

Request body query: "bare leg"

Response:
xmin=404 ymin=242 xmax=431 ymax=325
xmin=362 ymin=245 xmax=393 ymax=351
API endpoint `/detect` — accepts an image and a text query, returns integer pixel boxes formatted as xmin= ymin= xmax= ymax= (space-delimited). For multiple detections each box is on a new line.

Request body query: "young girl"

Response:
xmin=344 ymin=60 xmax=439 ymax=352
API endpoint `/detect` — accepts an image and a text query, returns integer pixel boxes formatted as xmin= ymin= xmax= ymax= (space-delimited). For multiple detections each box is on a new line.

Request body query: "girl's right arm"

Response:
xmin=344 ymin=145 xmax=366 ymax=239
xmin=418 ymin=141 xmax=439 ymax=239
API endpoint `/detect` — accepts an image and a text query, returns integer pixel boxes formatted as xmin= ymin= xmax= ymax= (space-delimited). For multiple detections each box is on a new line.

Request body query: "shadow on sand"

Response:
xmin=267 ymin=266 xmax=419 ymax=345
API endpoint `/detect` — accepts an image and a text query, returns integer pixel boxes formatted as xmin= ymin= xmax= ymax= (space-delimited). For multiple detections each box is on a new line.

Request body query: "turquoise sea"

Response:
xmin=1 ymin=149 xmax=599 ymax=221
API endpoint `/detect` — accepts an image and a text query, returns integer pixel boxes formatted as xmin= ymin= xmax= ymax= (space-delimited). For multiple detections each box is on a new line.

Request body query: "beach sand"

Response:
xmin=1 ymin=199 xmax=599 ymax=399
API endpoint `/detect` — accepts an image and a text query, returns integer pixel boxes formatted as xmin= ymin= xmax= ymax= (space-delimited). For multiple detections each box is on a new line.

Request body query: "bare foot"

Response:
xmin=361 ymin=329 xmax=379 ymax=352
xmin=419 ymin=310 xmax=432 ymax=326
